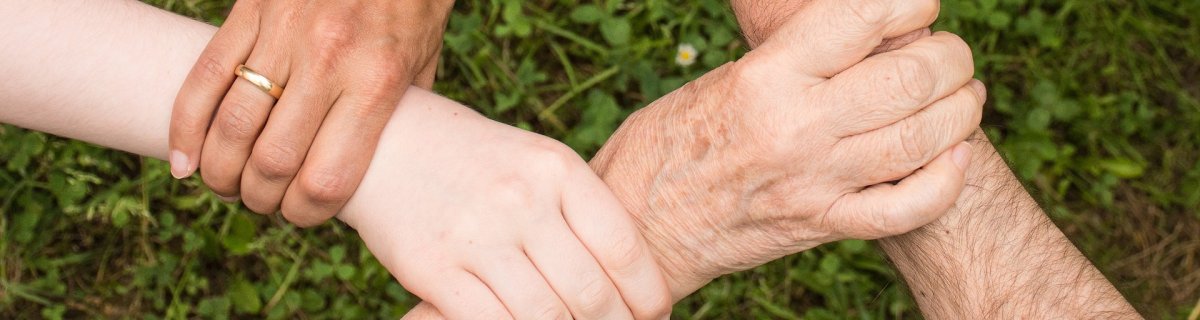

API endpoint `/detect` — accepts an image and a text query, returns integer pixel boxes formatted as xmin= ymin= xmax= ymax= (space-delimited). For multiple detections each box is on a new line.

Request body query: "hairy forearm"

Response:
xmin=876 ymin=132 xmax=1140 ymax=318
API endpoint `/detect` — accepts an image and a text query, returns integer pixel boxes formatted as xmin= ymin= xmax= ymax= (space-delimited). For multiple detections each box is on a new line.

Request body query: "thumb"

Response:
xmin=827 ymin=141 xmax=972 ymax=240
xmin=749 ymin=0 xmax=940 ymax=79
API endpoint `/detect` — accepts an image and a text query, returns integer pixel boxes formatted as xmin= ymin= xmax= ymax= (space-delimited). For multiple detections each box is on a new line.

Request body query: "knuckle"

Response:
xmin=968 ymin=91 xmax=986 ymax=125
xmin=916 ymin=0 xmax=942 ymax=23
xmin=241 ymin=196 xmax=277 ymax=215
xmin=633 ymin=293 xmax=673 ymax=320
xmin=369 ymin=58 xmax=409 ymax=85
xmin=954 ymin=88 xmax=986 ymax=132
xmin=930 ymin=32 xmax=974 ymax=73
xmin=250 ymin=141 xmax=304 ymax=181
xmin=526 ymin=139 xmax=581 ymax=177
xmin=488 ymin=176 xmax=537 ymax=210
xmin=573 ymin=275 xmax=618 ymax=317
xmin=199 ymin=169 xmax=238 ymax=199
xmin=938 ymin=32 xmax=971 ymax=54
xmin=951 ymin=39 xmax=976 ymax=76
xmin=896 ymin=117 xmax=932 ymax=164
xmin=310 ymin=14 xmax=355 ymax=46
xmin=280 ymin=208 xmax=327 ymax=228
xmin=173 ymin=114 xmax=208 ymax=138
xmin=889 ymin=54 xmax=935 ymax=104
xmin=309 ymin=15 xmax=355 ymax=50
xmin=601 ymin=233 xmax=645 ymax=273
xmin=296 ymin=167 xmax=356 ymax=205
xmin=216 ymin=103 xmax=261 ymax=142
xmin=846 ymin=0 xmax=891 ymax=27
xmin=194 ymin=54 xmax=230 ymax=86
xmin=530 ymin=304 xmax=571 ymax=320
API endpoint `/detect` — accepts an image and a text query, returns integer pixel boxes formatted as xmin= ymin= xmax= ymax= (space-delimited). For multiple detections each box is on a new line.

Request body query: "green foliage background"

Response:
xmin=2 ymin=0 xmax=1198 ymax=318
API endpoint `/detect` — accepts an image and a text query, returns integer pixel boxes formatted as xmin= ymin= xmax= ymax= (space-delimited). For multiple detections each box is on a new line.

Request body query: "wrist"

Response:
xmin=876 ymin=129 xmax=1041 ymax=316
xmin=876 ymin=130 xmax=1137 ymax=318
xmin=591 ymin=67 xmax=803 ymax=300
xmin=591 ymin=104 xmax=718 ymax=301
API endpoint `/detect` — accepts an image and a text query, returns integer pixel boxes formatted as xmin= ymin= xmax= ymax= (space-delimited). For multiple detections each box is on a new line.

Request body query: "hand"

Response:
xmin=590 ymin=0 xmax=985 ymax=297
xmin=169 ymin=0 xmax=452 ymax=226
xmin=337 ymin=91 xmax=672 ymax=319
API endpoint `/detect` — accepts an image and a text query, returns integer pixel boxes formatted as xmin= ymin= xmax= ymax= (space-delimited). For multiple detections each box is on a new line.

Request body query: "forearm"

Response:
xmin=0 ymin=0 xmax=204 ymax=158
xmin=875 ymin=132 xmax=1139 ymax=318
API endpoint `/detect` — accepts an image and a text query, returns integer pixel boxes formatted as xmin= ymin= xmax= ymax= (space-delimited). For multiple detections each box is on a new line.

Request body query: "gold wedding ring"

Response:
xmin=234 ymin=64 xmax=284 ymax=99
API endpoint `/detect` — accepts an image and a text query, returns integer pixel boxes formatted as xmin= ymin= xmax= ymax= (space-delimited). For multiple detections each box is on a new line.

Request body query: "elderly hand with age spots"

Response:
xmin=402 ymin=0 xmax=983 ymax=317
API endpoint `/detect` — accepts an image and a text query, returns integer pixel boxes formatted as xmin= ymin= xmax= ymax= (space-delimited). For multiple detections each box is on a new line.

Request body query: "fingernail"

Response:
xmin=953 ymin=142 xmax=972 ymax=170
xmin=217 ymin=195 xmax=240 ymax=203
xmin=169 ymin=150 xmax=191 ymax=179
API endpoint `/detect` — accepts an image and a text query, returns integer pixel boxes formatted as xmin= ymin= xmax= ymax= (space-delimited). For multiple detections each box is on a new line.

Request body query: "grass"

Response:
xmin=2 ymin=0 xmax=1198 ymax=318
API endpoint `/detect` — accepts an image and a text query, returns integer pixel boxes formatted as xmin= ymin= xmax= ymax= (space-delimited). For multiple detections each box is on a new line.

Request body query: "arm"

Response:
xmin=729 ymin=1 xmax=1141 ymax=318
xmin=404 ymin=0 xmax=980 ymax=317
xmin=875 ymin=132 xmax=1140 ymax=318
xmin=3 ymin=0 xmax=972 ymax=317
xmin=0 ymin=1 xmax=672 ymax=318
xmin=589 ymin=0 xmax=980 ymax=300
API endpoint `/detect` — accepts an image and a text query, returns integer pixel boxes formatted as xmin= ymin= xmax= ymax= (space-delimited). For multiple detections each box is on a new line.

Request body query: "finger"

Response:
xmin=467 ymin=250 xmax=572 ymax=319
xmin=198 ymin=40 xmax=292 ymax=199
xmin=557 ymin=168 xmax=673 ymax=319
xmin=407 ymin=269 xmax=513 ymax=320
xmin=239 ymin=75 xmax=339 ymax=214
xmin=826 ymin=141 xmax=972 ymax=240
xmin=400 ymin=303 xmax=447 ymax=320
xmin=871 ymin=28 xmax=931 ymax=55
xmin=168 ymin=0 xmax=261 ymax=179
xmin=819 ymin=32 xmax=976 ymax=136
xmin=279 ymin=89 xmax=399 ymax=226
xmin=836 ymin=80 xmax=986 ymax=185
xmin=523 ymin=218 xmax=634 ymax=319
xmin=413 ymin=43 xmax=440 ymax=89
xmin=747 ymin=0 xmax=940 ymax=81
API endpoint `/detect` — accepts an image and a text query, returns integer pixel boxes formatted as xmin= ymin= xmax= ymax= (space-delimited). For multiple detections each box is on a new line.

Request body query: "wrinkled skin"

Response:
xmin=404 ymin=0 xmax=985 ymax=317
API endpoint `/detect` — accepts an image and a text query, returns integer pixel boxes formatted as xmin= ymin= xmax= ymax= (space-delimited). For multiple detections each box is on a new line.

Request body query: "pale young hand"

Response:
xmin=169 ymin=0 xmax=453 ymax=226
xmin=337 ymin=90 xmax=671 ymax=319
xmin=589 ymin=0 xmax=986 ymax=297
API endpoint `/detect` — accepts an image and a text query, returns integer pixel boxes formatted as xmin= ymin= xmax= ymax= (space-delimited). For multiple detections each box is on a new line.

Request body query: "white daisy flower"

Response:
xmin=675 ymin=43 xmax=698 ymax=67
